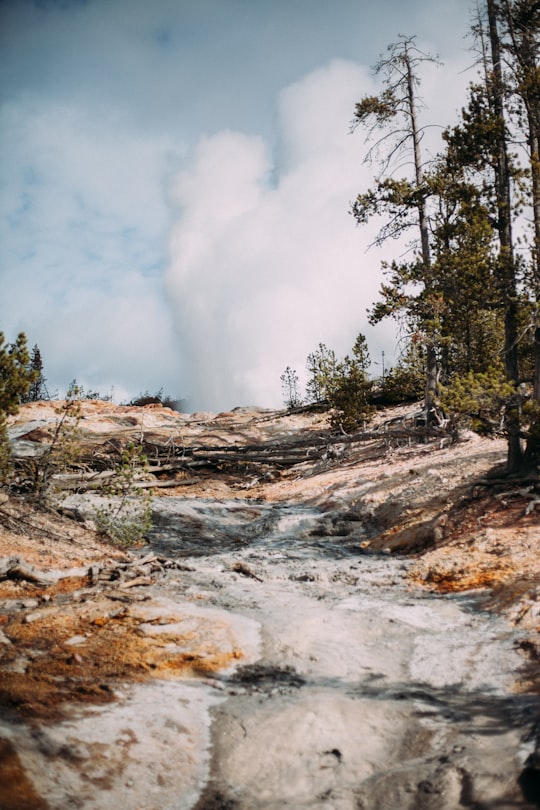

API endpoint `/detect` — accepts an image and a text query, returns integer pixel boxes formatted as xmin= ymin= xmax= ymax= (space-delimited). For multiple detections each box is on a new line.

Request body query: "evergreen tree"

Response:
xmin=0 ymin=332 xmax=36 ymax=414
xmin=23 ymin=344 xmax=49 ymax=402
xmin=443 ymin=0 xmax=526 ymax=470
xmin=381 ymin=341 xmax=427 ymax=404
xmin=305 ymin=334 xmax=373 ymax=432
xmin=326 ymin=334 xmax=374 ymax=432
xmin=280 ymin=367 xmax=302 ymax=409
xmin=305 ymin=343 xmax=339 ymax=404
xmin=0 ymin=332 xmax=37 ymax=482
xmin=498 ymin=0 xmax=540 ymax=466
xmin=351 ymin=36 xmax=442 ymax=420
xmin=428 ymin=162 xmax=505 ymax=378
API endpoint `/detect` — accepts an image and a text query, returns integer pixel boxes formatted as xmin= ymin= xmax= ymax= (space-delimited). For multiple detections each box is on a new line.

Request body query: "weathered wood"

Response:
xmin=0 ymin=556 xmax=57 ymax=585
xmin=118 ymin=576 xmax=154 ymax=589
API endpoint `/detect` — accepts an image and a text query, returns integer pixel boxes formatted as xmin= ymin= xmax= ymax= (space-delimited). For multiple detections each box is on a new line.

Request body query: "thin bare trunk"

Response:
xmin=404 ymin=43 xmax=439 ymax=416
xmin=487 ymin=0 xmax=523 ymax=471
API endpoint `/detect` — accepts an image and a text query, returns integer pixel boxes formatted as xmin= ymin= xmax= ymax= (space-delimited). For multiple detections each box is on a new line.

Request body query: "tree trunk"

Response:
xmin=487 ymin=0 xmax=523 ymax=472
xmin=404 ymin=42 xmax=440 ymax=417
xmin=502 ymin=0 xmax=540 ymax=468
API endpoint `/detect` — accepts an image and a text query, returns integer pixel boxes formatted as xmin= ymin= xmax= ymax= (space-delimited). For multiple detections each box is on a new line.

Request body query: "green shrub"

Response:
xmin=327 ymin=360 xmax=374 ymax=432
xmin=379 ymin=342 xmax=426 ymax=405
xmin=324 ymin=334 xmax=374 ymax=432
xmin=0 ymin=332 xmax=38 ymax=484
xmin=93 ymin=442 xmax=152 ymax=547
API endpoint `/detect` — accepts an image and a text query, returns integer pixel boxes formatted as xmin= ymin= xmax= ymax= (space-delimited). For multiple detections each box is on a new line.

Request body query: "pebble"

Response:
xmin=0 ymin=629 xmax=12 ymax=645
xmin=65 ymin=635 xmax=87 ymax=646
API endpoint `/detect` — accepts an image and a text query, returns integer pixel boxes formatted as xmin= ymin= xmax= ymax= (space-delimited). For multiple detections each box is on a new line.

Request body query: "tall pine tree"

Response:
xmin=351 ymin=36 xmax=442 ymax=421
xmin=498 ymin=0 xmax=540 ymax=466
xmin=23 ymin=344 xmax=49 ymax=402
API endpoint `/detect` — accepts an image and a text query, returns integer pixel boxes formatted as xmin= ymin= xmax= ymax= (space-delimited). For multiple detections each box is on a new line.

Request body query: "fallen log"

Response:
xmin=0 ymin=556 xmax=91 ymax=586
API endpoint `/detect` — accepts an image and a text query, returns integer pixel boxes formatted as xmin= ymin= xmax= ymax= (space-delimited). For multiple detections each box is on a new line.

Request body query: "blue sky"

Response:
xmin=1 ymin=0 xmax=474 ymax=410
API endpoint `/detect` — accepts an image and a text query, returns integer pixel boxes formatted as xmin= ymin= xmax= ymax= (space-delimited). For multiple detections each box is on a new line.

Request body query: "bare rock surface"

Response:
xmin=0 ymin=400 xmax=539 ymax=809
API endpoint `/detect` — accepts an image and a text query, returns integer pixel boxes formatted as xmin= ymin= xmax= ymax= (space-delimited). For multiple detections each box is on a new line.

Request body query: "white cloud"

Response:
xmin=0 ymin=99 xmax=182 ymax=399
xmin=165 ymin=60 xmax=394 ymax=411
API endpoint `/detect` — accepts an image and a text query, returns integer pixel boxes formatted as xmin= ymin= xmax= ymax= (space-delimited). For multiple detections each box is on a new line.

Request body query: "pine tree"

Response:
xmin=0 ymin=332 xmax=37 ymax=483
xmin=326 ymin=334 xmax=374 ymax=432
xmin=381 ymin=341 xmax=427 ymax=404
xmin=280 ymin=367 xmax=302 ymax=409
xmin=305 ymin=343 xmax=338 ymax=404
xmin=0 ymin=332 xmax=36 ymax=415
xmin=351 ymin=36 xmax=442 ymax=420
xmin=428 ymin=161 xmax=505 ymax=378
xmin=443 ymin=2 xmax=525 ymax=471
xmin=23 ymin=344 xmax=49 ymax=402
xmin=498 ymin=0 xmax=540 ymax=467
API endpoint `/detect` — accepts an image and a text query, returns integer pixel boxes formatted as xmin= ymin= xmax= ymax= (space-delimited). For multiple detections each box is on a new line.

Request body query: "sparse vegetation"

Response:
xmin=0 ymin=332 xmax=37 ymax=483
xmin=64 ymin=379 xmax=113 ymax=402
xmin=280 ymin=367 xmax=303 ymax=410
xmin=93 ymin=442 xmax=153 ymax=547
xmin=17 ymin=385 xmax=84 ymax=503
xmin=128 ymin=388 xmax=183 ymax=410
xmin=0 ymin=340 xmax=154 ymax=545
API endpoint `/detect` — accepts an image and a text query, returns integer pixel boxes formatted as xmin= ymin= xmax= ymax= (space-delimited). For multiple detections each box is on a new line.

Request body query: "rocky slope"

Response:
xmin=0 ymin=400 xmax=539 ymax=809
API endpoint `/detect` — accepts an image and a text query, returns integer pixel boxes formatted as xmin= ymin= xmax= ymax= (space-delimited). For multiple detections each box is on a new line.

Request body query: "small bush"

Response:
xmin=0 ymin=332 xmax=37 ymax=483
xmin=93 ymin=442 xmax=152 ymax=547
xmin=280 ymin=368 xmax=303 ymax=409
xmin=20 ymin=387 xmax=84 ymax=503
xmin=324 ymin=334 xmax=374 ymax=432
xmin=128 ymin=389 xmax=182 ymax=410
xmin=379 ymin=343 xmax=426 ymax=405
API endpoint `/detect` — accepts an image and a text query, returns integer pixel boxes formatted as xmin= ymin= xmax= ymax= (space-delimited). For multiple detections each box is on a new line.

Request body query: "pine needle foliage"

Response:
xmin=440 ymin=366 xmax=516 ymax=435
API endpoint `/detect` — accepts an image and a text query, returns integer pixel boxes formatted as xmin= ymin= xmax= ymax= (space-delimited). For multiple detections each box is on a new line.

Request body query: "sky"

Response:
xmin=0 ymin=0 xmax=475 ymax=411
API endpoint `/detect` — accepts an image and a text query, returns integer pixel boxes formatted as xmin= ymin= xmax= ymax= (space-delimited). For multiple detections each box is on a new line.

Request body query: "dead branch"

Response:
xmin=0 ymin=557 xmax=66 ymax=587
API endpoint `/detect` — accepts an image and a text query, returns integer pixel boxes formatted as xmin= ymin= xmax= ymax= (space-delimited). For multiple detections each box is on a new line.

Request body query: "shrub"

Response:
xmin=93 ymin=442 xmax=152 ymax=547
xmin=323 ymin=334 xmax=374 ymax=432
xmin=0 ymin=332 xmax=38 ymax=483
xmin=280 ymin=367 xmax=303 ymax=409
xmin=128 ymin=389 xmax=182 ymax=410
xmin=20 ymin=386 xmax=84 ymax=502
xmin=379 ymin=343 xmax=426 ymax=405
